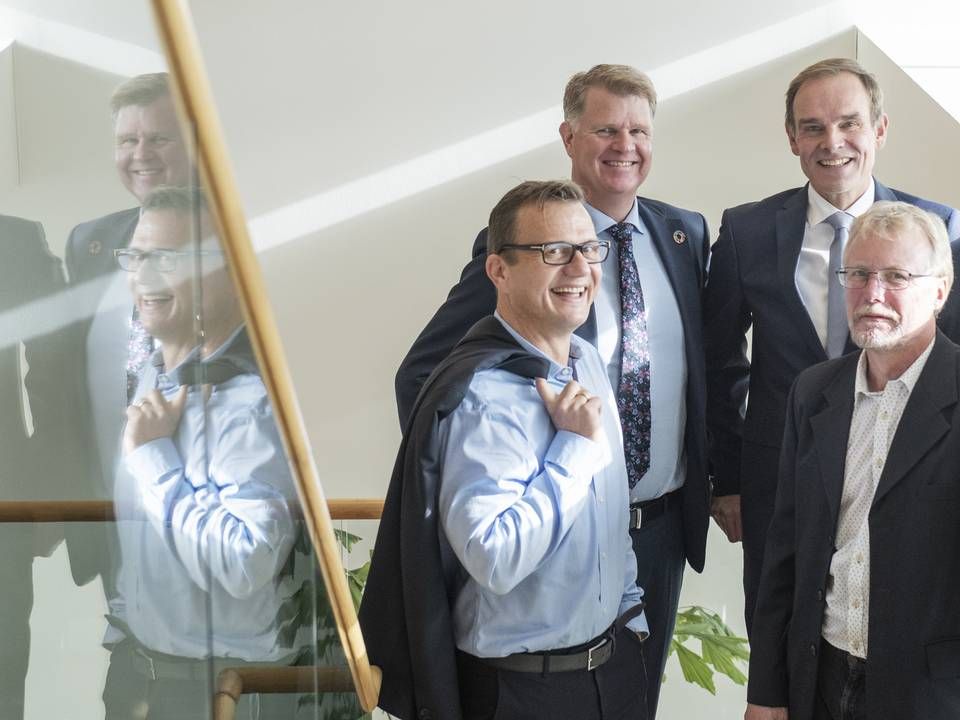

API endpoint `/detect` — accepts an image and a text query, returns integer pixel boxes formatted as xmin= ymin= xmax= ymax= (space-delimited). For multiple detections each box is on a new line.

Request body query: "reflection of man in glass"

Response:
xmin=64 ymin=72 xmax=193 ymax=591
xmin=102 ymin=187 xmax=303 ymax=719
xmin=0 ymin=215 xmax=68 ymax=719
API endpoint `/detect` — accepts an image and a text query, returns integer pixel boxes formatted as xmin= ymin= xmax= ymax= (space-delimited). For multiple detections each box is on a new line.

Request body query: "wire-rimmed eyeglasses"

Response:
xmin=115 ymin=248 xmax=221 ymax=273
xmin=836 ymin=267 xmax=936 ymax=290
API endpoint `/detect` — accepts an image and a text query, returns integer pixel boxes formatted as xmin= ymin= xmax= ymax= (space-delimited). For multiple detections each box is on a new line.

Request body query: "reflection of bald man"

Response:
xmin=102 ymin=188 xmax=310 ymax=719
xmin=0 ymin=215 xmax=69 ymax=719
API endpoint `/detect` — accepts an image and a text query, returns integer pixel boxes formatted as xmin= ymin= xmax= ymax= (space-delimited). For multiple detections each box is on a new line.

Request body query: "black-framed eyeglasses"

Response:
xmin=836 ymin=267 xmax=936 ymax=290
xmin=114 ymin=248 xmax=222 ymax=273
xmin=499 ymin=240 xmax=610 ymax=265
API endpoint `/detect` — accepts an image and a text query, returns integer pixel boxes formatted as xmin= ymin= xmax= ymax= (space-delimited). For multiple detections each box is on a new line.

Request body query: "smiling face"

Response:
xmin=486 ymin=201 xmax=600 ymax=361
xmin=560 ymin=87 xmax=653 ymax=221
xmin=127 ymin=209 xmax=234 ymax=360
xmin=787 ymin=72 xmax=888 ymax=210
xmin=845 ymin=227 xmax=946 ymax=355
xmin=114 ymin=96 xmax=191 ymax=203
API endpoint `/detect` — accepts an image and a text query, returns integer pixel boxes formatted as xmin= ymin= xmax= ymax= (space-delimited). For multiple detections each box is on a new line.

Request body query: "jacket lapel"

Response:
xmin=776 ymin=186 xmax=828 ymax=363
xmin=809 ymin=355 xmax=858 ymax=521
xmin=873 ymin=334 xmax=958 ymax=505
xmin=635 ymin=200 xmax=699 ymax=334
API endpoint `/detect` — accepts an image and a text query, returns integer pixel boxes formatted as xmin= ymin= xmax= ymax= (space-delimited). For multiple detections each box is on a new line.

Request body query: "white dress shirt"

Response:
xmin=821 ymin=338 xmax=934 ymax=658
xmin=796 ymin=182 xmax=875 ymax=347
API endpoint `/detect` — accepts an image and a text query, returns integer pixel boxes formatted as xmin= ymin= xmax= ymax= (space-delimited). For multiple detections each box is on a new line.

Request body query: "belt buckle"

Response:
xmin=586 ymin=638 xmax=606 ymax=671
xmin=629 ymin=506 xmax=642 ymax=530
xmin=135 ymin=648 xmax=158 ymax=681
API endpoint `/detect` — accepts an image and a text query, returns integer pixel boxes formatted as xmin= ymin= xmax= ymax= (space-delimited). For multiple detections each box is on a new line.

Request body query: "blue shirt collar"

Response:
xmin=493 ymin=311 xmax=582 ymax=384
xmin=583 ymin=198 xmax=643 ymax=237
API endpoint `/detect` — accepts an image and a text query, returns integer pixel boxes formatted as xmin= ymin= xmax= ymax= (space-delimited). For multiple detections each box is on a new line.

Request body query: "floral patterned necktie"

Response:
xmin=126 ymin=307 xmax=154 ymax=404
xmin=609 ymin=223 xmax=651 ymax=488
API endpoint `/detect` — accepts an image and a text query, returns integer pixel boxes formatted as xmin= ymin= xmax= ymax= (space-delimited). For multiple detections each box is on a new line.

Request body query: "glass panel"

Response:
xmin=0 ymin=3 xmax=366 ymax=719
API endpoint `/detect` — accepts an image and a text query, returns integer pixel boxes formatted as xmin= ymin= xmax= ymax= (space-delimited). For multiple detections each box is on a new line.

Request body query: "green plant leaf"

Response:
xmin=674 ymin=643 xmax=717 ymax=694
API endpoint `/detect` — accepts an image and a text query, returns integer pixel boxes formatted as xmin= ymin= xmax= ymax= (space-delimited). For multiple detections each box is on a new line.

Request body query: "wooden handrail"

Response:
xmin=214 ymin=666 xmax=355 ymax=720
xmin=0 ymin=499 xmax=383 ymax=523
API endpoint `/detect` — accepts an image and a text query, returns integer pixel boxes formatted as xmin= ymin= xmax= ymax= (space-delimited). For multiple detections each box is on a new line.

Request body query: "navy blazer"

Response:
xmin=748 ymin=332 xmax=960 ymax=719
xmin=395 ymin=197 xmax=712 ymax=572
xmin=704 ymin=180 xmax=960 ymax=495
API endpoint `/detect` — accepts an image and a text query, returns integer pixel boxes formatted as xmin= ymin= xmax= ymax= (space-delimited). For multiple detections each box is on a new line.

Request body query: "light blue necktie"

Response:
xmin=824 ymin=211 xmax=853 ymax=359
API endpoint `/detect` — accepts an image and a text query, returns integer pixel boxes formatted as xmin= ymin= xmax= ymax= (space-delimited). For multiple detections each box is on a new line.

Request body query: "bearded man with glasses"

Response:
xmin=747 ymin=201 xmax=960 ymax=720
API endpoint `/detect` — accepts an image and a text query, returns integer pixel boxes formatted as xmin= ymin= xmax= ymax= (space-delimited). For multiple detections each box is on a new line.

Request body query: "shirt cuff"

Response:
xmin=625 ymin=607 xmax=650 ymax=639
xmin=125 ymin=437 xmax=182 ymax=481
xmin=544 ymin=430 xmax=608 ymax=479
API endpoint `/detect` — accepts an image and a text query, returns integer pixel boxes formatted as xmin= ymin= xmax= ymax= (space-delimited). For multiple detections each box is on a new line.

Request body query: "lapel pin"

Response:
xmin=673 ymin=230 xmax=687 ymax=245
xmin=88 ymin=240 xmax=102 ymax=256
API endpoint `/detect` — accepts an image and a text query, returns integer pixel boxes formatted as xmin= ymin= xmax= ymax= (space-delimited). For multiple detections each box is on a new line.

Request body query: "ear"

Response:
xmin=486 ymin=252 xmax=509 ymax=291
xmin=786 ymin=124 xmax=800 ymax=157
xmin=934 ymin=275 xmax=949 ymax=314
xmin=559 ymin=121 xmax=575 ymax=158
xmin=873 ymin=113 xmax=889 ymax=149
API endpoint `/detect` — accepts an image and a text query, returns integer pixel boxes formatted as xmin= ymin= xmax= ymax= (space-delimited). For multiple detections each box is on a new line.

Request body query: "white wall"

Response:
xmin=2 ymin=1 xmax=960 ymax=718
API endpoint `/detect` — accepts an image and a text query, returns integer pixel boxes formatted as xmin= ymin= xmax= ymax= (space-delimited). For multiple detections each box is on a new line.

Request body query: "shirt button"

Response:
xmin=875 ymin=459 xmax=882 ymax=468
xmin=852 ymin=599 xmax=861 ymax=609
xmin=855 ymin=554 xmax=864 ymax=564
xmin=600 ymin=552 xmax=607 ymax=559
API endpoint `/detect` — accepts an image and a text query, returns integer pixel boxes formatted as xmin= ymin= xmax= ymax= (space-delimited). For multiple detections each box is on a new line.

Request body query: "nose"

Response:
xmin=822 ymin=124 xmax=845 ymax=150
xmin=610 ymin=128 xmax=632 ymax=152
xmin=860 ymin=272 xmax=886 ymax=302
xmin=565 ymin=247 xmax=592 ymax=274
xmin=132 ymin=137 xmax=154 ymax=160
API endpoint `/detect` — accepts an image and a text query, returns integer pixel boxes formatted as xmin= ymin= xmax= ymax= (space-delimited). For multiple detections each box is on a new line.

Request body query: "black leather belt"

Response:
xmin=473 ymin=603 xmax=645 ymax=674
xmin=629 ymin=488 xmax=681 ymax=530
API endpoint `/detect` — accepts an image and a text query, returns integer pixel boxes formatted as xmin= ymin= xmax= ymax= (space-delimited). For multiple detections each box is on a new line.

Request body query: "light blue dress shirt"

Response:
xmin=438 ymin=314 xmax=647 ymax=658
xmin=110 ymin=328 xmax=303 ymax=661
xmin=585 ymin=200 xmax=687 ymax=502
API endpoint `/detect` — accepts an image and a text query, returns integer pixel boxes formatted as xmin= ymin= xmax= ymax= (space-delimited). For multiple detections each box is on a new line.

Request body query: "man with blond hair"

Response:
xmin=395 ymin=64 xmax=711 ymax=717
xmin=704 ymin=58 xmax=960 ymax=632
xmin=747 ymin=201 xmax=960 ymax=720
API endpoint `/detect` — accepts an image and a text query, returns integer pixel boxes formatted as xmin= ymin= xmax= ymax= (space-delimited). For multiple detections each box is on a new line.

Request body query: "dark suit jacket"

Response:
xmin=748 ymin=332 xmax=960 ymax=720
xmin=62 ymin=207 xmax=139 ymax=586
xmin=0 ymin=215 xmax=70 ymax=508
xmin=64 ymin=207 xmax=139 ymax=285
xmin=362 ymin=317 xmax=548 ymax=720
xmin=395 ymin=197 xmax=711 ymax=572
xmin=704 ymin=181 xmax=960 ymax=497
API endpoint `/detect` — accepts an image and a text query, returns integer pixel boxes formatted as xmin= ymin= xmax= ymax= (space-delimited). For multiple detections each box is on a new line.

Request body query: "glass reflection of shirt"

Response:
xmin=111 ymin=327 xmax=300 ymax=661
xmin=439 ymin=313 xmax=647 ymax=658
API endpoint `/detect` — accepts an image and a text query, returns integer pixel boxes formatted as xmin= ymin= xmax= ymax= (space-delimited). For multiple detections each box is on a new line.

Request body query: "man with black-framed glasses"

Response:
xmin=363 ymin=180 xmax=649 ymax=720
xmin=748 ymin=201 xmax=960 ymax=720
xmin=393 ymin=65 xmax=711 ymax=718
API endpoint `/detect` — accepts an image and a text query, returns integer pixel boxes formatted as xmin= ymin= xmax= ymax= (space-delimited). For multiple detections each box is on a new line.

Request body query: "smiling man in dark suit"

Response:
xmin=747 ymin=201 xmax=960 ymax=720
xmin=63 ymin=73 xmax=192 ymax=590
xmin=395 ymin=64 xmax=710 ymax=718
xmin=703 ymin=58 xmax=960 ymax=633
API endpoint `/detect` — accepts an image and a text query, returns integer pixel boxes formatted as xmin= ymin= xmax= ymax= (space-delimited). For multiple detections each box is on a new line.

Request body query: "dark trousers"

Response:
xmin=631 ymin=493 xmax=685 ymax=719
xmin=0 ymin=527 xmax=37 ymax=720
xmin=457 ymin=626 xmax=647 ymax=720
xmin=103 ymin=639 xmax=302 ymax=720
xmin=813 ymin=640 xmax=867 ymax=720
xmin=740 ymin=441 xmax=781 ymax=636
